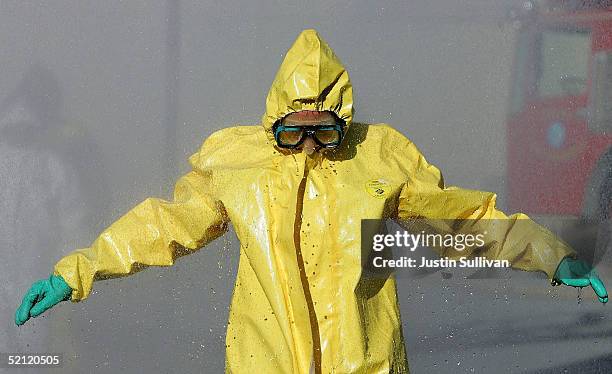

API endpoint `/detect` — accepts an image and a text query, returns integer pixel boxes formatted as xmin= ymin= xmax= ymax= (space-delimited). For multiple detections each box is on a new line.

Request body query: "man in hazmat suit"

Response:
xmin=15 ymin=29 xmax=608 ymax=373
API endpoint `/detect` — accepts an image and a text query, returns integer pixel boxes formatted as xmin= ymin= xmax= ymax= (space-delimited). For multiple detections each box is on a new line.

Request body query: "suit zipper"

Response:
xmin=293 ymin=164 xmax=322 ymax=374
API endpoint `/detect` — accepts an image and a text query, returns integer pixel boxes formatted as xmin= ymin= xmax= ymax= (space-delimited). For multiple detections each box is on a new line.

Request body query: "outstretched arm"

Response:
xmin=394 ymin=137 xmax=606 ymax=302
xmin=55 ymin=169 xmax=228 ymax=301
xmin=16 ymin=169 xmax=228 ymax=324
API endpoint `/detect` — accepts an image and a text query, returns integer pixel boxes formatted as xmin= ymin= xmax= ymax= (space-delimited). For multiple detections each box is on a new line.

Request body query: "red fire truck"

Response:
xmin=507 ymin=1 xmax=612 ymax=222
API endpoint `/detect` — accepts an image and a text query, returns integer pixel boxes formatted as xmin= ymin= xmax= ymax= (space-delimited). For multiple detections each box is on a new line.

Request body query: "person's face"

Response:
xmin=281 ymin=111 xmax=337 ymax=155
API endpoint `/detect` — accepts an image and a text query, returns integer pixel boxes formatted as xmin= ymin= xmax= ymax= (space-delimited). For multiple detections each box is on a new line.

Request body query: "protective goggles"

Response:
xmin=273 ymin=122 xmax=344 ymax=149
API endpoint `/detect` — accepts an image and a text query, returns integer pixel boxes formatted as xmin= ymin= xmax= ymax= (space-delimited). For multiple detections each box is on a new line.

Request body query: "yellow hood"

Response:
xmin=261 ymin=29 xmax=353 ymax=138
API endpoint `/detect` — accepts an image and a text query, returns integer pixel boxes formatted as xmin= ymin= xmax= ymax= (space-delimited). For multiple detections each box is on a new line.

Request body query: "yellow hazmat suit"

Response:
xmin=54 ymin=29 xmax=574 ymax=373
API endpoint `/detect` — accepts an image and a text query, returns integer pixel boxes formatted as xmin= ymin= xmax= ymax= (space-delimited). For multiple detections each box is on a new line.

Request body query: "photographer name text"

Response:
xmin=372 ymin=256 xmax=510 ymax=268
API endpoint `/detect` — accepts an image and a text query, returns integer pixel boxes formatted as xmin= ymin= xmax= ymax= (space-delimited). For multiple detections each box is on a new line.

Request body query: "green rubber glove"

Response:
xmin=15 ymin=275 xmax=72 ymax=326
xmin=553 ymin=257 xmax=608 ymax=304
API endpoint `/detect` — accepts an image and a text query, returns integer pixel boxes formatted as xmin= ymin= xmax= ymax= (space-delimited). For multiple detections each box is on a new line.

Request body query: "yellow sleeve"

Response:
xmin=396 ymin=139 xmax=574 ymax=280
xmin=53 ymin=170 xmax=228 ymax=301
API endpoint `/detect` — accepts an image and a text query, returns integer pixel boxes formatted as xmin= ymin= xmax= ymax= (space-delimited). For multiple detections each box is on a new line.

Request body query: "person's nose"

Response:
xmin=302 ymin=136 xmax=317 ymax=155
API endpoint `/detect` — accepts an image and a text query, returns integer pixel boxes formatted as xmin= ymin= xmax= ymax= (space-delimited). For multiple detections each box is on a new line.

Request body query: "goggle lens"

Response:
xmin=314 ymin=128 xmax=340 ymax=145
xmin=277 ymin=128 xmax=304 ymax=146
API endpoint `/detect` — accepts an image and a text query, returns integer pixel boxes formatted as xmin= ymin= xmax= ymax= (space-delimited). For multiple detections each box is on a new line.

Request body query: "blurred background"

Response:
xmin=0 ymin=0 xmax=610 ymax=373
